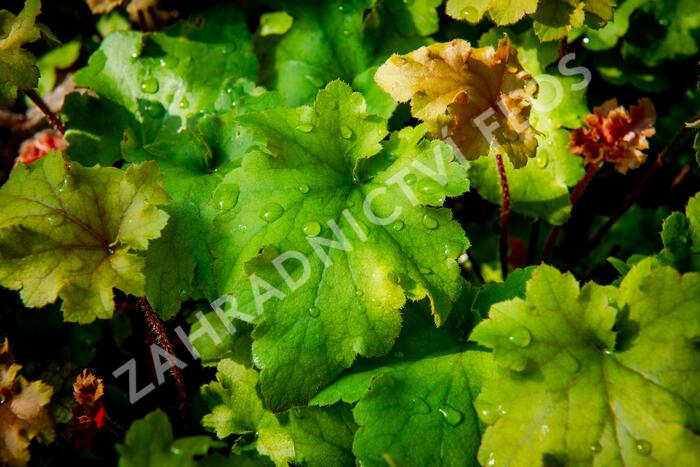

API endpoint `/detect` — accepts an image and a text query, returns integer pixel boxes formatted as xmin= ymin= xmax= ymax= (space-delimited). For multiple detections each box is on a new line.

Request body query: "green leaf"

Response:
xmin=257 ymin=0 xmax=432 ymax=118
xmin=572 ymin=0 xmax=646 ymax=50
xmin=658 ymin=192 xmax=700 ymax=272
xmin=210 ymin=81 xmax=470 ymax=410
xmin=622 ymin=0 xmax=700 ymax=66
xmin=64 ymin=4 xmax=258 ymax=168
xmin=310 ymin=301 xmax=494 ymax=466
xmin=117 ymin=410 xmax=224 ymax=467
xmin=470 ymin=262 xmax=700 ymax=465
xmin=201 ymin=359 xmax=356 ymax=466
xmin=0 ymin=0 xmax=42 ymax=107
xmin=35 ymin=39 xmax=80 ymax=97
xmin=0 ymin=152 xmax=169 ymax=323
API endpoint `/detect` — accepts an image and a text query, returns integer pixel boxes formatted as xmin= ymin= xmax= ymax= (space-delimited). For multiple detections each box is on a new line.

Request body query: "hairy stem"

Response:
xmin=569 ymin=115 xmax=700 ymax=269
xmin=496 ymin=153 xmax=510 ymax=279
xmin=140 ymin=297 xmax=188 ymax=412
xmin=541 ymin=162 xmax=601 ymax=261
xmin=24 ymin=89 xmax=65 ymax=134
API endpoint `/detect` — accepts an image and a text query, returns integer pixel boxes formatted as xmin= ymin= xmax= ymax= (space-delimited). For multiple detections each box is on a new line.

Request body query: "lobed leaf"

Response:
xmin=0 ymin=152 xmax=169 ymax=323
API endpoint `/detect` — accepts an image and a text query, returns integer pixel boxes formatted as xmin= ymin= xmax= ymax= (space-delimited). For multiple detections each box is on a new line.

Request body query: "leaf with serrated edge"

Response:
xmin=209 ymin=81 xmax=470 ymax=411
xmin=0 ymin=152 xmax=169 ymax=323
xmin=470 ymin=262 xmax=700 ymax=466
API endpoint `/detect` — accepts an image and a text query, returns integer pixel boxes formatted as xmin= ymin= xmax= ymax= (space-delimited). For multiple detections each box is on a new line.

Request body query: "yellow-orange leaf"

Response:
xmin=374 ymin=37 xmax=538 ymax=167
xmin=0 ymin=340 xmax=54 ymax=467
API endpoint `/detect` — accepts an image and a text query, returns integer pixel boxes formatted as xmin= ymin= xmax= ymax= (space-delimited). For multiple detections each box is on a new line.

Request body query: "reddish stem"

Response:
xmin=140 ymin=297 xmax=188 ymax=413
xmin=496 ymin=153 xmax=511 ymax=279
xmin=541 ymin=162 xmax=601 ymax=261
xmin=24 ymin=89 xmax=65 ymax=134
xmin=568 ymin=115 xmax=700 ymax=269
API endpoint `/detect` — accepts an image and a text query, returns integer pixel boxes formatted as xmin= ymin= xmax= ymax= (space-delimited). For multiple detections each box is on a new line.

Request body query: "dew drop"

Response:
xmin=341 ymin=125 xmax=353 ymax=139
xmin=170 ymin=447 xmax=183 ymax=455
xmin=418 ymin=178 xmax=441 ymax=195
xmin=405 ymin=173 xmax=417 ymax=185
xmin=591 ymin=443 xmax=602 ymax=454
xmin=296 ymin=123 xmax=314 ymax=133
xmin=58 ymin=177 xmax=74 ymax=193
xmin=298 ymin=184 xmax=310 ymax=194
xmin=443 ymin=241 xmax=463 ymax=258
xmin=338 ymin=4 xmax=345 ymax=11
xmin=140 ymin=77 xmax=159 ymax=94
xmin=460 ymin=6 xmax=479 ymax=22
xmin=535 ymin=150 xmax=549 ymax=168
xmin=392 ymin=220 xmax=404 ymax=231
xmin=582 ymin=36 xmax=590 ymax=45
xmin=143 ymin=102 xmax=165 ymax=119
xmin=308 ymin=306 xmax=320 ymax=317
xmin=439 ymin=405 xmax=463 ymax=426
xmin=178 ymin=96 xmax=190 ymax=109
xmin=215 ymin=185 xmax=239 ymax=211
xmin=508 ymin=327 xmax=532 ymax=348
xmin=473 ymin=397 xmax=500 ymax=424
xmin=302 ymin=221 xmax=321 ymax=237
xmin=47 ymin=215 xmax=63 ymax=226
xmin=305 ymin=74 xmax=324 ymax=88
xmin=635 ymin=440 xmax=651 ymax=456
xmin=422 ymin=214 xmax=439 ymax=230
xmin=259 ymin=202 xmax=284 ymax=223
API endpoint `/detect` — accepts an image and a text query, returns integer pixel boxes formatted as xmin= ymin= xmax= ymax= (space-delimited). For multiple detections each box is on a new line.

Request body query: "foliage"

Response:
xmin=0 ymin=0 xmax=699 ymax=466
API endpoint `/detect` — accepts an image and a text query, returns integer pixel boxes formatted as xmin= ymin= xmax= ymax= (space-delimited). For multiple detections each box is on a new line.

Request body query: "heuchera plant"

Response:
xmin=0 ymin=0 xmax=699 ymax=466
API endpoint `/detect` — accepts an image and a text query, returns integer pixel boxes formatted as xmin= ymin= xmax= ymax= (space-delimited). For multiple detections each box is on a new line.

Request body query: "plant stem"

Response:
xmin=568 ymin=115 xmax=700 ymax=269
xmin=140 ymin=297 xmax=188 ymax=412
xmin=541 ymin=162 xmax=601 ymax=261
xmin=24 ymin=89 xmax=65 ymax=134
xmin=495 ymin=153 xmax=510 ymax=279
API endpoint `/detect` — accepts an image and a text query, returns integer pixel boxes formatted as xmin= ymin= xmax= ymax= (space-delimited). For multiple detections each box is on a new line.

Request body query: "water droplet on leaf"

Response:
xmin=341 ymin=126 xmax=353 ymax=139
xmin=405 ymin=173 xmax=417 ymax=185
xmin=635 ymin=440 xmax=651 ymax=456
xmin=308 ymin=306 xmax=320 ymax=317
xmin=393 ymin=220 xmax=404 ymax=231
xmin=298 ymin=184 xmax=310 ymax=194
xmin=259 ymin=202 xmax=284 ymax=223
xmin=178 ymin=96 xmax=190 ymax=109
xmin=536 ymin=150 xmax=549 ymax=168
xmin=140 ymin=77 xmax=159 ymax=94
xmin=460 ymin=6 xmax=479 ymax=22
xmin=474 ymin=397 xmax=500 ymax=424
xmin=591 ymin=443 xmax=602 ymax=453
xmin=303 ymin=221 xmax=321 ymax=237
xmin=509 ymin=327 xmax=532 ymax=347
xmin=215 ymin=185 xmax=239 ymax=211
xmin=422 ymin=214 xmax=439 ymax=230
xmin=439 ymin=405 xmax=463 ymax=426
xmin=296 ymin=123 xmax=314 ymax=133
xmin=408 ymin=396 xmax=430 ymax=414
xmin=418 ymin=178 xmax=441 ymax=195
